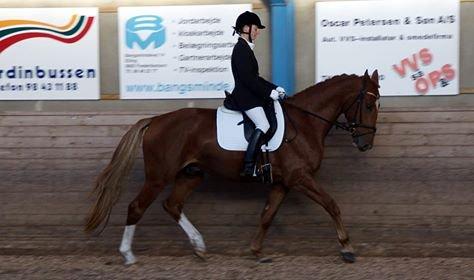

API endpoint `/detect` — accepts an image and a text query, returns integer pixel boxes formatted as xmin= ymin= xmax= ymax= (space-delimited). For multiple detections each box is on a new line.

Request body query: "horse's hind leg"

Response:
xmin=120 ymin=179 xmax=164 ymax=265
xmin=293 ymin=174 xmax=355 ymax=263
xmin=163 ymin=168 xmax=206 ymax=259
xmin=251 ymin=183 xmax=289 ymax=263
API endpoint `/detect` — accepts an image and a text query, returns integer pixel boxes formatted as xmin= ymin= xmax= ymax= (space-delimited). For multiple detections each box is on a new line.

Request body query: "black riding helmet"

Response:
xmin=233 ymin=11 xmax=265 ymax=43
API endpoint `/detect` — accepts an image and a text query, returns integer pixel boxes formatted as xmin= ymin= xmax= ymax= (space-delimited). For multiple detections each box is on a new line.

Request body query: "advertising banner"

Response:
xmin=315 ymin=0 xmax=459 ymax=96
xmin=118 ymin=4 xmax=251 ymax=99
xmin=0 ymin=8 xmax=100 ymax=100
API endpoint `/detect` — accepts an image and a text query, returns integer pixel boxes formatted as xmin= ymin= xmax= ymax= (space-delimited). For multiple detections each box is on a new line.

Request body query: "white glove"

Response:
xmin=270 ymin=89 xmax=280 ymax=101
xmin=276 ymin=86 xmax=286 ymax=98
xmin=276 ymin=86 xmax=286 ymax=94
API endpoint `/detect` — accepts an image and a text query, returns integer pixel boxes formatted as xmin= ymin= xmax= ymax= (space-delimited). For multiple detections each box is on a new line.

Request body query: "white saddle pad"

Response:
xmin=216 ymin=101 xmax=285 ymax=151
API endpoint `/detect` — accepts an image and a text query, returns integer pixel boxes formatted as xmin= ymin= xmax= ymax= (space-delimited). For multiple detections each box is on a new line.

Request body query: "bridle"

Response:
xmin=282 ymin=80 xmax=379 ymax=143
xmin=341 ymin=86 xmax=379 ymax=138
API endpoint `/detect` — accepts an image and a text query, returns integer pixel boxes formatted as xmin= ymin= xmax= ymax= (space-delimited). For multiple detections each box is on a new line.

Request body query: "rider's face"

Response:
xmin=251 ymin=25 xmax=260 ymax=41
xmin=243 ymin=25 xmax=260 ymax=41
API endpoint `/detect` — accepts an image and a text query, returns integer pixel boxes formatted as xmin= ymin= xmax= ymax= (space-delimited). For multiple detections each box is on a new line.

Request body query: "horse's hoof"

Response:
xmin=252 ymin=250 xmax=272 ymax=263
xmin=340 ymin=251 xmax=356 ymax=263
xmin=257 ymin=256 xmax=273 ymax=263
xmin=123 ymin=255 xmax=137 ymax=265
xmin=124 ymin=259 xmax=137 ymax=266
xmin=194 ymin=250 xmax=207 ymax=261
xmin=120 ymin=250 xmax=137 ymax=265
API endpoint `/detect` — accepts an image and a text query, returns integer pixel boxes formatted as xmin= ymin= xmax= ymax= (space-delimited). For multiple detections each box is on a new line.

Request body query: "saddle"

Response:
xmin=223 ymin=91 xmax=278 ymax=144
xmin=221 ymin=91 xmax=282 ymax=183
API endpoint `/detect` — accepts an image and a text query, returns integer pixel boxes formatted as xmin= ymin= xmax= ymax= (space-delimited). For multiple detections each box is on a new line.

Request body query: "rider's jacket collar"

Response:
xmin=240 ymin=36 xmax=255 ymax=51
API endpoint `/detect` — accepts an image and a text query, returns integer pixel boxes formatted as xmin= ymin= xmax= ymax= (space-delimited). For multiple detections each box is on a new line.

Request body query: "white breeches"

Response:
xmin=245 ymin=106 xmax=270 ymax=133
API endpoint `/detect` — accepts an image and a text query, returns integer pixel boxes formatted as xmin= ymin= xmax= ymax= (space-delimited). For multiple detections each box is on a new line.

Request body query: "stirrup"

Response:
xmin=240 ymin=163 xmax=257 ymax=178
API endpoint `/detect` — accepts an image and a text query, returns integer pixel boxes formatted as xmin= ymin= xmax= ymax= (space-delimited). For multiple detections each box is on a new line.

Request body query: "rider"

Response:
xmin=230 ymin=11 xmax=286 ymax=178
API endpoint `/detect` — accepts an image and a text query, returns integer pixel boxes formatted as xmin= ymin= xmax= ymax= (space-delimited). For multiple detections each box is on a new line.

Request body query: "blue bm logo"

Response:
xmin=126 ymin=15 xmax=166 ymax=49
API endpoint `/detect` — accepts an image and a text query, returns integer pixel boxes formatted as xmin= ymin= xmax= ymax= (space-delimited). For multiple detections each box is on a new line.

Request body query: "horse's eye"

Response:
xmin=366 ymin=104 xmax=373 ymax=111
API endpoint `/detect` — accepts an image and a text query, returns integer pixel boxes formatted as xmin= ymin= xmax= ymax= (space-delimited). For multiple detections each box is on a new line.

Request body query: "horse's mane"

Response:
xmin=292 ymin=74 xmax=359 ymax=98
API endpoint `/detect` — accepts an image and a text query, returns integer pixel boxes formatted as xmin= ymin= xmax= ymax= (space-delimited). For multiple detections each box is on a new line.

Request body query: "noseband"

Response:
xmin=283 ymin=82 xmax=379 ymax=142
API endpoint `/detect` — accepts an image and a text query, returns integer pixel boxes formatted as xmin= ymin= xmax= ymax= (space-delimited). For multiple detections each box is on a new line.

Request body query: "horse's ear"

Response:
xmin=362 ymin=70 xmax=370 ymax=86
xmin=371 ymin=70 xmax=379 ymax=86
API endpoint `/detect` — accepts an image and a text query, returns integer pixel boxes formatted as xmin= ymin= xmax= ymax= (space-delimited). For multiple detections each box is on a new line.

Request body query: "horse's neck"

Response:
xmin=293 ymin=85 xmax=354 ymax=123
xmin=289 ymin=81 xmax=359 ymax=142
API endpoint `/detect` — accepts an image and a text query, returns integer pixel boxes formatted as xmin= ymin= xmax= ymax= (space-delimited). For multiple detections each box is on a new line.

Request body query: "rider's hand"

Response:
xmin=270 ymin=89 xmax=280 ymax=101
xmin=276 ymin=86 xmax=286 ymax=94
xmin=276 ymin=86 xmax=286 ymax=99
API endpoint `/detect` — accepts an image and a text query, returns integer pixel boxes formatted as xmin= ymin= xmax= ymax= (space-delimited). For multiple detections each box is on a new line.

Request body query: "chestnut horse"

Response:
xmin=85 ymin=70 xmax=380 ymax=265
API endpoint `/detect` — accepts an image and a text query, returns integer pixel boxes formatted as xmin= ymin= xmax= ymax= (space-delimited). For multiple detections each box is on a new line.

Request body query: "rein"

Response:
xmin=282 ymin=84 xmax=378 ymax=143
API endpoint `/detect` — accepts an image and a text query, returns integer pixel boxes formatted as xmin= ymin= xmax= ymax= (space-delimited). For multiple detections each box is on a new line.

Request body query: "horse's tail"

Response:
xmin=84 ymin=117 xmax=152 ymax=233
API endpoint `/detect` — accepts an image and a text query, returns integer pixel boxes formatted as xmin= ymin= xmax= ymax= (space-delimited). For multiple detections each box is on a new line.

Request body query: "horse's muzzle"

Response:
xmin=352 ymin=141 xmax=373 ymax=152
xmin=358 ymin=143 xmax=373 ymax=152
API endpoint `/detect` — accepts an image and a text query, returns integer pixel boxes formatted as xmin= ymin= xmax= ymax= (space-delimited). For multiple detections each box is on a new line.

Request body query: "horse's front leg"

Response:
xmin=292 ymin=173 xmax=355 ymax=263
xmin=251 ymin=183 xmax=289 ymax=263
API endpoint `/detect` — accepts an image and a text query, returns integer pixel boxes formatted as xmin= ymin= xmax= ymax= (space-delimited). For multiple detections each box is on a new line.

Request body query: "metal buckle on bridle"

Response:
xmin=349 ymin=124 xmax=357 ymax=135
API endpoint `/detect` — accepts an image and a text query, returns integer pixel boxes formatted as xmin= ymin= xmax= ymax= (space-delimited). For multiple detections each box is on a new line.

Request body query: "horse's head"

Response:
xmin=343 ymin=70 xmax=380 ymax=152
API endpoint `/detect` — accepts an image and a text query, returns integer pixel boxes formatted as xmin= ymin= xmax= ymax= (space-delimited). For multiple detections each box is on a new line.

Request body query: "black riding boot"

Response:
xmin=240 ymin=128 xmax=265 ymax=178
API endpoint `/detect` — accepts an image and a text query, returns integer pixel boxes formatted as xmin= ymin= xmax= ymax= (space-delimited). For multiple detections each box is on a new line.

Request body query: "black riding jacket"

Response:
xmin=230 ymin=37 xmax=276 ymax=111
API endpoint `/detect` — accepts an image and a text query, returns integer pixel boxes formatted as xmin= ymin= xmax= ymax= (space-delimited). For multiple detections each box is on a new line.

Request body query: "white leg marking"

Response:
xmin=119 ymin=225 xmax=137 ymax=265
xmin=178 ymin=213 xmax=206 ymax=252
